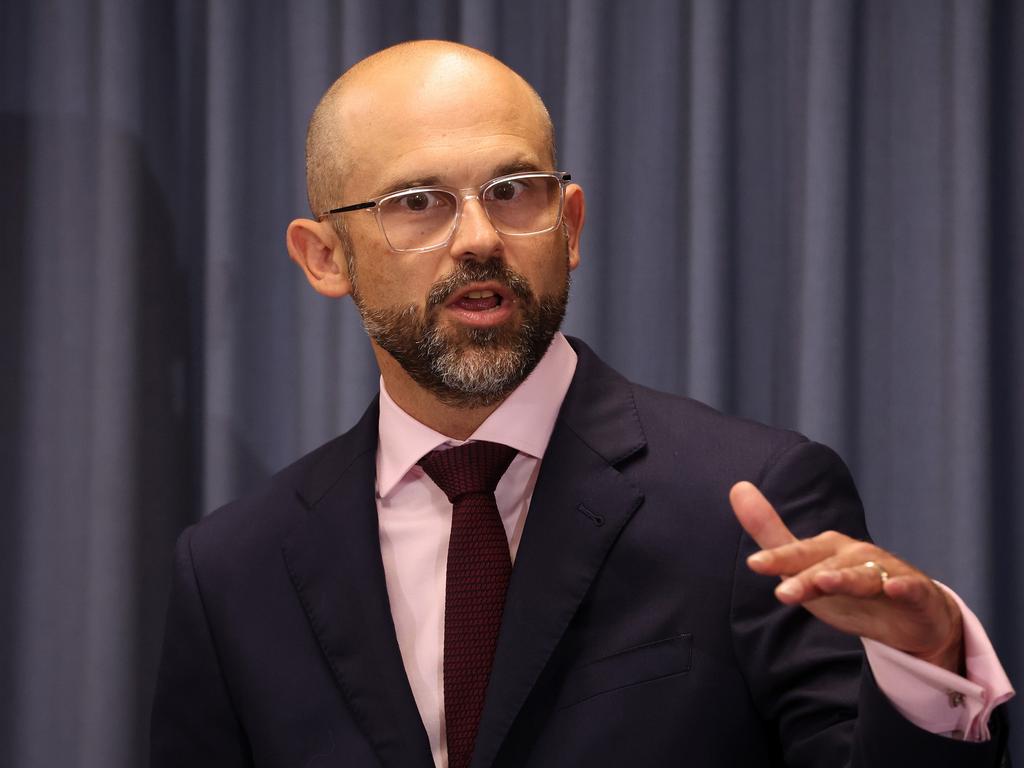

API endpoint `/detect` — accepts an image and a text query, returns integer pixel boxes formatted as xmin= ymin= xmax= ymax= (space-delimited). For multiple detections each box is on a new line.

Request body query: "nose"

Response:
xmin=448 ymin=195 xmax=503 ymax=262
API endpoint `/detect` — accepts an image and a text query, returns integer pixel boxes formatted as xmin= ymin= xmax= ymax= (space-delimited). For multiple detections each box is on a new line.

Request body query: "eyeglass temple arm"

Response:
xmin=320 ymin=200 xmax=377 ymax=218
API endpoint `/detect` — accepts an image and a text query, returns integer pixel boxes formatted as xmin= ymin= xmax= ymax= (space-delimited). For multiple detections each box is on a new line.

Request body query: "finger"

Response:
xmin=782 ymin=555 xmax=921 ymax=606
xmin=811 ymin=561 xmax=892 ymax=598
xmin=729 ymin=481 xmax=797 ymax=551
xmin=778 ymin=564 xmax=889 ymax=605
xmin=770 ymin=549 xmax=851 ymax=603
xmin=746 ymin=530 xmax=851 ymax=576
xmin=770 ymin=547 xmax=887 ymax=603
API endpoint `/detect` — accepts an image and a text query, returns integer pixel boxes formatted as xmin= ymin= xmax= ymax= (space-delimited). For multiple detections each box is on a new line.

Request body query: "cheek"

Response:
xmin=353 ymin=253 xmax=441 ymax=307
xmin=347 ymin=225 xmax=440 ymax=304
xmin=520 ymin=238 xmax=571 ymax=295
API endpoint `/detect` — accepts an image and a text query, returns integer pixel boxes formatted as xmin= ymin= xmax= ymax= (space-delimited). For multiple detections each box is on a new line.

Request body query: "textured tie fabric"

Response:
xmin=418 ymin=440 xmax=518 ymax=768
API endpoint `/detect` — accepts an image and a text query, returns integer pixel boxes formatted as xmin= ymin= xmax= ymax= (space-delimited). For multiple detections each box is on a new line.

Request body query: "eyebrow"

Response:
xmin=376 ymin=174 xmax=444 ymax=196
xmin=492 ymin=159 xmax=545 ymax=177
xmin=374 ymin=158 xmax=546 ymax=197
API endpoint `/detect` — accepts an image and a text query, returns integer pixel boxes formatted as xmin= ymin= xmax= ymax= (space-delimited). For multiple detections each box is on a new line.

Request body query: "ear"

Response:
xmin=563 ymin=183 xmax=585 ymax=271
xmin=286 ymin=218 xmax=353 ymax=298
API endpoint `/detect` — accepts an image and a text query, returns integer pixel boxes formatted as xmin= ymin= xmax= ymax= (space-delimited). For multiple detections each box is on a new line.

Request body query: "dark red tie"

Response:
xmin=418 ymin=440 xmax=518 ymax=768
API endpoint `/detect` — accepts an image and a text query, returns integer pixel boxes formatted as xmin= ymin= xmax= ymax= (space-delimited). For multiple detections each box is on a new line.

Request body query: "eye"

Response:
xmin=486 ymin=178 xmax=529 ymax=203
xmin=397 ymin=191 xmax=436 ymax=211
xmin=386 ymin=189 xmax=455 ymax=214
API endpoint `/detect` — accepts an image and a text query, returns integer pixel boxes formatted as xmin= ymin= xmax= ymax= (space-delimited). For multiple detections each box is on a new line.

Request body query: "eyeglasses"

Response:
xmin=318 ymin=171 xmax=572 ymax=253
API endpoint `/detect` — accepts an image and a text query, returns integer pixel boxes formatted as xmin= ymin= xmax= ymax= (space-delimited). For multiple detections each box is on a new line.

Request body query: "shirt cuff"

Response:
xmin=861 ymin=582 xmax=1014 ymax=741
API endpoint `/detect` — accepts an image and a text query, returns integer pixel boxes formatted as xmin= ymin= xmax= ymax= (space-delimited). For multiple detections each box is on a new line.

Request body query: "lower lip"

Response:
xmin=443 ymin=300 xmax=515 ymax=327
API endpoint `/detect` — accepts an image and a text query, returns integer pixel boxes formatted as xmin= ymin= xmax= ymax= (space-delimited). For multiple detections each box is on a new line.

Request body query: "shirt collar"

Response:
xmin=377 ymin=332 xmax=578 ymax=498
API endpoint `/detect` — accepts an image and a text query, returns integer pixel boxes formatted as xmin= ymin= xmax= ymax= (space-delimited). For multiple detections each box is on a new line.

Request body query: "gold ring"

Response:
xmin=863 ymin=560 xmax=889 ymax=585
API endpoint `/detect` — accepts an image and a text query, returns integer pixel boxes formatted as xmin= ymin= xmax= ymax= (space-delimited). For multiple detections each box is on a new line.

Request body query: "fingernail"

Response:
xmin=777 ymin=580 xmax=800 ymax=599
xmin=748 ymin=552 xmax=769 ymax=566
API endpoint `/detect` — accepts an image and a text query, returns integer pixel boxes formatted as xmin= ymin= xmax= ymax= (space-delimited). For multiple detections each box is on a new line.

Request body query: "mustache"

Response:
xmin=426 ymin=259 xmax=534 ymax=308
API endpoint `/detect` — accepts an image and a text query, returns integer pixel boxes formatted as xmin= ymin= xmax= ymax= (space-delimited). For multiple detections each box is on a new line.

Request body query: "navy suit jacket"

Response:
xmin=151 ymin=338 xmax=1009 ymax=767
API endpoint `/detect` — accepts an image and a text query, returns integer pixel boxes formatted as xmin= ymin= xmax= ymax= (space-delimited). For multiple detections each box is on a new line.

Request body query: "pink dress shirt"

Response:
xmin=374 ymin=332 xmax=1013 ymax=767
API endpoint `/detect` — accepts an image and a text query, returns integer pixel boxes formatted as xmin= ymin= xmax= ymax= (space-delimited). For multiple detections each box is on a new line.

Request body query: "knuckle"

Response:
xmin=791 ymin=540 xmax=814 ymax=560
xmin=847 ymin=540 xmax=875 ymax=559
xmin=817 ymin=530 xmax=845 ymax=548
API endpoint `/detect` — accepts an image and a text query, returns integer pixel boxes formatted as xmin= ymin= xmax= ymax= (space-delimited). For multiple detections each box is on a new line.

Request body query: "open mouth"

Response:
xmin=453 ymin=288 xmax=502 ymax=311
xmin=447 ymin=283 xmax=513 ymax=311
xmin=444 ymin=283 xmax=515 ymax=325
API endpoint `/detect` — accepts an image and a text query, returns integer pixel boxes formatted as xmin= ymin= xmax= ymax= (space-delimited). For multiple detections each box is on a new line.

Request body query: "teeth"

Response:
xmin=465 ymin=290 xmax=495 ymax=299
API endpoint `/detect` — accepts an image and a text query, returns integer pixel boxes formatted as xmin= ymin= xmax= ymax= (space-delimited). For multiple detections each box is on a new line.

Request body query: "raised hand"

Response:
xmin=729 ymin=481 xmax=964 ymax=674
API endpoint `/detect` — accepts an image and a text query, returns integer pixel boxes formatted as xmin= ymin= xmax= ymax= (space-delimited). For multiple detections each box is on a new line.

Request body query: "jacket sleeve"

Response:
xmin=150 ymin=527 xmax=253 ymax=768
xmin=730 ymin=438 xmax=1010 ymax=768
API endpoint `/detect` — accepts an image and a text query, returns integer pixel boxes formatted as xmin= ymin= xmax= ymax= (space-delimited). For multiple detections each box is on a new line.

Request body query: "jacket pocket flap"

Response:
xmin=557 ymin=633 xmax=693 ymax=709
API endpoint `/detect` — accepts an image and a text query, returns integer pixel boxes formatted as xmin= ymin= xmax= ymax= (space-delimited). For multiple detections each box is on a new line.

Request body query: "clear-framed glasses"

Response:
xmin=317 ymin=171 xmax=572 ymax=253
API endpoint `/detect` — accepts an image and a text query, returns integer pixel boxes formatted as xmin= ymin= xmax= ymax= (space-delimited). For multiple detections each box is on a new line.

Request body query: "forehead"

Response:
xmin=338 ymin=55 xmax=550 ymax=192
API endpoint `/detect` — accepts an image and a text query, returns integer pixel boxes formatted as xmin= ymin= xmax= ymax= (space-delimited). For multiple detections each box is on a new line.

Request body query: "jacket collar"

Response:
xmin=470 ymin=336 xmax=647 ymax=766
xmin=282 ymin=399 xmax=436 ymax=768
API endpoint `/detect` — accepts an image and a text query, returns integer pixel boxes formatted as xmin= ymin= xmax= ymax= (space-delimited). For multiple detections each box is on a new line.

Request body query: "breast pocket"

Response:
xmin=556 ymin=633 xmax=693 ymax=710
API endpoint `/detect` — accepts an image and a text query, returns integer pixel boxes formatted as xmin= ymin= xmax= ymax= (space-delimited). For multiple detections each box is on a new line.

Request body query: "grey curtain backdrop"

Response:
xmin=2 ymin=1 xmax=1021 ymax=766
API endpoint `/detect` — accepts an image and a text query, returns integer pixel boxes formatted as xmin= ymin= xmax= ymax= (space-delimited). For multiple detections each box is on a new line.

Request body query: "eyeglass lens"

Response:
xmin=377 ymin=175 xmax=562 ymax=251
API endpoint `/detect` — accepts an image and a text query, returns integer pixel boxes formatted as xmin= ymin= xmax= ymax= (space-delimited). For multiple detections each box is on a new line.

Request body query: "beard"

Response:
xmin=351 ymin=253 xmax=570 ymax=409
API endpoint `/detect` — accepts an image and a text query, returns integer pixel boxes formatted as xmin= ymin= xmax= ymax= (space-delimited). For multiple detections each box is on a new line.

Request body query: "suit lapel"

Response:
xmin=281 ymin=400 xmax=434 ymax=768
xmin=471 ymin=340 xmax=647 ymax=767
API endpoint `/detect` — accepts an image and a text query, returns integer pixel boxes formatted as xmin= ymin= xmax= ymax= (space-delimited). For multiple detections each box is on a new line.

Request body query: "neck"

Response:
xmin=373 ymin=344 xmax=505 ymax=440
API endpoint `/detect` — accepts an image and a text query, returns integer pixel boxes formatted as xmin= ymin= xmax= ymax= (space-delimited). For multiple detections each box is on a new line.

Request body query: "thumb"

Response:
xmin=729 ymin=481 xmax=796 ymax=550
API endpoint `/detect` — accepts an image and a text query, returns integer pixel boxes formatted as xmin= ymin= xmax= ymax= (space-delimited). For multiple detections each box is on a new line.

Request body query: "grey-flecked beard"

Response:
xmin=353 ymin=259 xmax=569 ymax=409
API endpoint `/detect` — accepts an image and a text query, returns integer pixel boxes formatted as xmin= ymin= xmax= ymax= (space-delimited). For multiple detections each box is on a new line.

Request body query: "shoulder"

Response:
xmin=563 ymin=337 xmax=862 ymax=538
xmin=180 ymin=397 xmax=379 ymax=566
xmin=565 ymin=336 xmax=809 ymax=476
xmin=629 ymin=381 xmax=821 ymax=484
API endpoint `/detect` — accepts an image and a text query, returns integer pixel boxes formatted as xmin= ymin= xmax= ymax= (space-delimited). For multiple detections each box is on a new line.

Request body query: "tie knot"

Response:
xmin=418 ymin=441 xmax=518 ymax=503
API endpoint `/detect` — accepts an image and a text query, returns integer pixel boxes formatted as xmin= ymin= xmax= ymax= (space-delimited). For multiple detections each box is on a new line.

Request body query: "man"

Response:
xmin=151 ymin=40 xmax=1012 ymax=767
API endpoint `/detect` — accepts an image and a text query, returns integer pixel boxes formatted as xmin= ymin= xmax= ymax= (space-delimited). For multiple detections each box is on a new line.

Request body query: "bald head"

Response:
xmin=304 ymin=40 xmax=556 ymax=218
